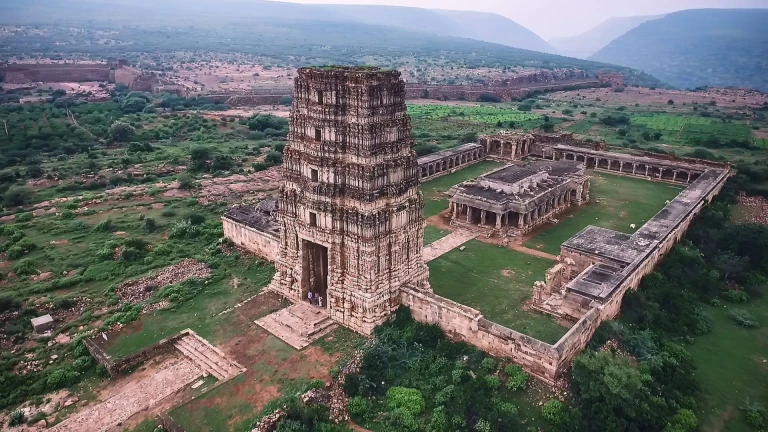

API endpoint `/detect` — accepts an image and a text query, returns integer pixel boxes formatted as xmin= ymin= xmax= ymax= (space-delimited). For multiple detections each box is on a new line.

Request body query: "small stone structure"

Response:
xmin=222 ymin=199 xmax=280 ymax=262
xmin=267 ymin=66 xmax=431 ymax=335
xmin=418 ymin=143 xmax=484 ymax=180
xmin=31 ymin=314 xmax=54 ymax=333
xmin=598 ymin=72 xmax=626 ymax=88
xmin=447 ymin=161 xmax=590 ymax=235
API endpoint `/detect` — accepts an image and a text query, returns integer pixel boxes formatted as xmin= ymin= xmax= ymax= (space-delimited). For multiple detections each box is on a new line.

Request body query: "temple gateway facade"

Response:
xmin=267 ymin=67 xmax=431 ymax=335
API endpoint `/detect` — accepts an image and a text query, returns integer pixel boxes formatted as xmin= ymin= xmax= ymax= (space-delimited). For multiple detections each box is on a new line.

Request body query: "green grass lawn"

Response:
xmin=523 ymin=171 xmax=683 ymax=255
xmin=424 ymin=225 xmax=450 ymax=245
xmin=428 ymin=239 xmax=565 ymax=343
xmin=420 ymin=160 xmax=504 ymax=217
xmin=105 ymin=260 xmax=274 ymax=358
xmin=688 ymin=297 xmax=768 ymax=432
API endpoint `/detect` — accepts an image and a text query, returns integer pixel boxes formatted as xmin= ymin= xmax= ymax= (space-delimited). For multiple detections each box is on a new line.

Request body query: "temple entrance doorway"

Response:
xmin=301 ymin=240 xmax=329 ymax=308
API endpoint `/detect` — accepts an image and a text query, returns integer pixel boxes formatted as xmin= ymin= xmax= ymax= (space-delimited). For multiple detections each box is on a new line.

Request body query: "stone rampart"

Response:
xmin=222 ymin=216 xmax=280 ymax=262
xmin=400 ymin=286 xmax=560 ymax=383
xmin=405 ymin=79 xmax=603 ymax=102
xmin=0 ymin=63 xmax=112 ymax=83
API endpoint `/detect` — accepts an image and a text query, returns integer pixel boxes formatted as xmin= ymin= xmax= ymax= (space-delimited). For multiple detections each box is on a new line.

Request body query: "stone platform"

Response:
xmin=255 ymin=302 xmax=337 ymax=349
xmin=423 ymin=230 xmax=478 ymax=262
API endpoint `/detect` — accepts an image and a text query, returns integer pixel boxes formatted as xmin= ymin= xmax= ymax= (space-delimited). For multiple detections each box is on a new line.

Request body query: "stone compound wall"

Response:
xmin=405 ymin=79 xmax=603 ymax=102
xmin=222 ymin=216 xmax=279 ymax=262
xmin=403 ymin=164 xmax=729 ymax=383
xmin=84 ymin=330 xmax=189 ymax=376
xmin=0 ymin=63 xmax=112 ymax=83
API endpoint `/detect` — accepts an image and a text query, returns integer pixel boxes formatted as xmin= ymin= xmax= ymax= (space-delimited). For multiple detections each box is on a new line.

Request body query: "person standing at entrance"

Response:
xmin=308 ymin=291 xmax=313 ymax=305
xmin=318 ymin=296 xmax=323 ymax=308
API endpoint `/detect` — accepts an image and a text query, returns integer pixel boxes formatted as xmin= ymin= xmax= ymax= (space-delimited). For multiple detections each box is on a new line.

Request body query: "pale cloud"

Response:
xmin=276 ymin=0 xmax=768 ymax=39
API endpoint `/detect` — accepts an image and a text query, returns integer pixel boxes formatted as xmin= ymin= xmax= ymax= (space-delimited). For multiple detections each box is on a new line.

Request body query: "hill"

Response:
xmin=0 ymin=0 xmax=662 ymax=87
xmin=0 ymin=0 xmax=554 ymax=53
xmin=590 ymin=9 xmax=768 ymax=91
xmin=549 ymin=15 xmax=663 ymax=59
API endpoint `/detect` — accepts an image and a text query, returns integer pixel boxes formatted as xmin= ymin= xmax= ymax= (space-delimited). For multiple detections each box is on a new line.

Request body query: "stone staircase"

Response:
xmin=173 ymin=332 xmax=245 ymax=381
xmin=255 ymin=302 xmax=337 ymax=350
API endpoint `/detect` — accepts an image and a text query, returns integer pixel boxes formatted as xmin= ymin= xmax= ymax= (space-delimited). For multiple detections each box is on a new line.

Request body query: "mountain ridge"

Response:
xmin=549 ymin=15 xmax=663 ymax=59
xmin=589 ymin=8 xmax=768 ymax=91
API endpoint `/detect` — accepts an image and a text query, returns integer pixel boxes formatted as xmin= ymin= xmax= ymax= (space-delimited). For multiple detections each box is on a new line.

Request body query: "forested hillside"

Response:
xmin=590 ymin=9 xmax=768 ymax=91
xmin=0 ymin=0 xmax=663 ymax=87
xmin=1 ymin=0 xmax=555 ymax=53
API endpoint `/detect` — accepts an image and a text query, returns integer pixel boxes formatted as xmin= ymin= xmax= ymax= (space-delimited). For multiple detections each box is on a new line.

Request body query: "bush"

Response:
xmin=505 ymin=364 xmax=527 ymax=391
xmin=723 ymin=290 xmax=750 ymax=303
xmin=13 ymin=259 xmax=37 ymax=276
xmin=386 ymin=387 xmax=425 ymax=416
xmin=478 ymin=93 xmax=502 ymax=103
xmin=0 ymin=295 xmax=22 ymax=313
xmin=8 ymin=409 xmax=25 ymax=426
xmin=6 ymin=245 xmax=25 ymax=260
xmin=109 ymin=121 xmax=136 ymax=143
xmin=740 ymin=398 xmax=766 ymax=428
xmin=15 ymin=212 xmax=33 ymax=222
xmin=484 ymin=375 xmax=501 ymax=390
xmin=664 ymin=409 xmax=698 ymax=432
xmin=161 ymin=209 xmax=177 ymax=217
xmin=542 ymin=400 xmax=581 ymax=431
xmin=480 ymin=357 xmax=496 ymax=372
xmin=46 ymin=367 xmax=79 ymax=390
xmin=517 ymin=104 xmax=533 ymax=112
xmin=143 ymin=217 xmax=157 ymax=232
xmin=3 ymin=186 xmax=32 ymax=207
xmin=183 ymin=211 xmax=206 ymax=225
xmin=382 ymin=408 xmax=421 ymax=432
xmin=169 ymin=219 xmax=201 ymax=239
xmin=728 ymin=309 xmax=758 ymax=328
xmin=60 ymin=210 xmax=77 ymax=220
xmin=348 ymin=396 xmax=374 ymax=421
xmin=92 ymin=219 xmax=114 ymax=233
xmin=265 ymin=151 xmax=283 ymax=165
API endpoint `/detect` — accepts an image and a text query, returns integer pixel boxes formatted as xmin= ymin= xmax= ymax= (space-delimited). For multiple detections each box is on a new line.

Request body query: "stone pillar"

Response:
xmin=620 ymin=162 xmax=624 ymax=172
xmin=452 ymin=202 xmax=458 ymax=218
xmin=480 ymin=210 xmax=487 ymax=226
xmin=632 ymin=164 xmax=637 ymax=175
xmin=686 ymin=171 xmax=691 ymax=183
xmin=495 ymin=213 xmax=502 ymax=229
xmin=673 ymin=170 xmax=678 ymax=182
xmin=466 ymin=206 xmax=472 ymax=223
xmin=645 ymin=166 xmax=649 ymax=177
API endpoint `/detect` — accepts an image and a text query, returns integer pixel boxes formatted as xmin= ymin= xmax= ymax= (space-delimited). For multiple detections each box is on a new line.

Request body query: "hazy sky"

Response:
xmin=280 ymin=0 xmax=768 ymax=39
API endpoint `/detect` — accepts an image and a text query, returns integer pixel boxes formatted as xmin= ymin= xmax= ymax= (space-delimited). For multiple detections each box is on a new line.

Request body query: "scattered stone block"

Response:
xmin=31 ymin=314 xmax=54 ymax=333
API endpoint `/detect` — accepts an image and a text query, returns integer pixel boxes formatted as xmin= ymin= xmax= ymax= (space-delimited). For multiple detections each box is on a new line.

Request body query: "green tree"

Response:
xmin=571 ymin=350 xmax=661 ymax=432
xmin=109 ymin=121 xmax=136 ymax=143
xmin=3 ymin=186 xmax=31 ymax=207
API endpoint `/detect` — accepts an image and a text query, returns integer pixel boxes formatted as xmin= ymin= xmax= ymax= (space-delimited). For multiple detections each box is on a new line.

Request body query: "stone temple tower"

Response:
xmin=269 ymin=66 xmax=430 ymax=335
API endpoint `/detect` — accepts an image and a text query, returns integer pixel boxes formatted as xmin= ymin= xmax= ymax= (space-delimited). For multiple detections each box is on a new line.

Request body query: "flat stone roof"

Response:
xmin=449 ymin=161 xmax=585 ymax=211
xmin=223 ymin=200 xmax=280 ymax=236
xmin=562 ymin=226 xmax=649 ymax=265
xmin=564 ymin=167 xmax=729 ymax=302
xmin=567 ymin=264 xmax=625 ymax=301
xmin=417 ymin=143 xmax=482 ymax=165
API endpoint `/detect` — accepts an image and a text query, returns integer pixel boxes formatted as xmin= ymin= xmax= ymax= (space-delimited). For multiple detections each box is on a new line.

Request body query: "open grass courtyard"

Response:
xmin=524 ymin=171 xmax=683 ymax=255
xmin=428 ymin=239 xmax=566 ymax=343
xmin=420 ymin=160 xmax=504 ymax=217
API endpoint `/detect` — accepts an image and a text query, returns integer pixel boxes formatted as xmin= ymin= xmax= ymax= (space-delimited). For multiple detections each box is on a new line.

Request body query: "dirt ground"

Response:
xmin=548 ymin=86 xmax=768 ymax=108
xmin=198 ymin=105 xmax=290 ymax=119
xmin=166 ymin=62 xmax=294 ymax=92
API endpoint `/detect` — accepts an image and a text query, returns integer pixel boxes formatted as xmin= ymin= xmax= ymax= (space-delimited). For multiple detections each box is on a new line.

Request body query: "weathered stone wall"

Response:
xmin=222 ymin=216 xmax=280 ymax=262
xmin=400 ymin=286 xmax=560 ymax=383
xmin=405 ymin=79 xmax=603 ymax=102
xmin=84 ymin=330 xmax=189 ymax=376
xmin=0 ymin=63 xmax=112 ymax=83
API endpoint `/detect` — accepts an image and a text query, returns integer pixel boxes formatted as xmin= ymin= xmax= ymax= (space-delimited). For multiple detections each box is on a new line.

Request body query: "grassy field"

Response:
xmin=524 ymin=172 xmax=683 ymax=255
xmin=409 ymin=104 xmax=542 ymax=127
xmin=420 ymin=160 xmax=504 ymax=217
xmin=428 ymin=239 xmax=565 ymax=343
xmin=423 ymin=225 xmax=450 ymax=245
xmin=630 ymin=114 xmax=754 ymax=143
xmin=688 ymin=296 xmax=768 ymax=432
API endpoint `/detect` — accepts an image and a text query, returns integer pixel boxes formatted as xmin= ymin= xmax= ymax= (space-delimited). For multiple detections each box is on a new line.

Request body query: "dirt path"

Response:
xmin=51 ymin=357 xmax=201 ymax=432
xmin=423 ymin=230 xmax=478 ymax=262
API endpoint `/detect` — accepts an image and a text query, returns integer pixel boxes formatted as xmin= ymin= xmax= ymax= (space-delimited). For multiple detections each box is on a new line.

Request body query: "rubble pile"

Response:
xmin=251 ymin=409 xmax=285 ymax=432
xmin=738 ymin=192 xmax=768 ymax=225
xmin=116 ymin=259 xmax=211 ymax=303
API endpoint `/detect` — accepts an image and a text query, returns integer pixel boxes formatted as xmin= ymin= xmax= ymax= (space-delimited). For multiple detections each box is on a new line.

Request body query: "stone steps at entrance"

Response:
xmin=255 ymin=302 xmax=338 ymax=350
xmin=174 ymin=333 xmax=244 ymax=381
